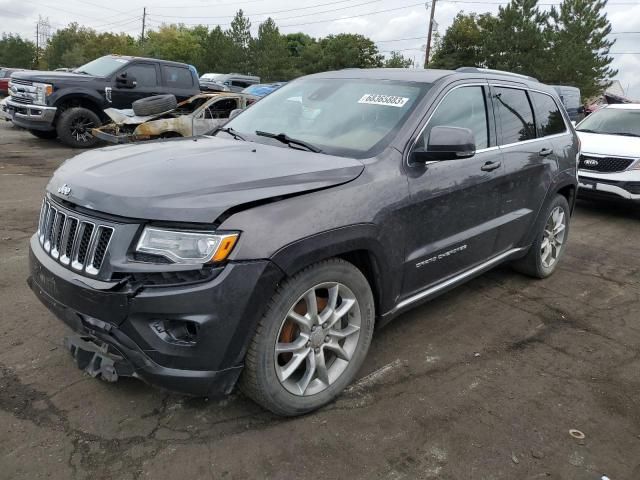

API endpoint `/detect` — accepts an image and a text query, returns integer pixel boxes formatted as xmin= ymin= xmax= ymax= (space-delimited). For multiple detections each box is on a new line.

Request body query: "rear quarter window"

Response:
xmin=530 ymin=92 xmax=567 ymax=137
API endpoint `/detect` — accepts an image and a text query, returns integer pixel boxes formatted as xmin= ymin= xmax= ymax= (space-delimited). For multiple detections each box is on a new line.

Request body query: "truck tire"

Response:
xmin=28 ymin=129 xmax=58 ymax=140
xmin=56 ymin=107 xmax=101 ymax=148
xmin=240 ymin=258 xmax=375 ymax=416
xmin=132 ymin=94 xmax=177 ymax=116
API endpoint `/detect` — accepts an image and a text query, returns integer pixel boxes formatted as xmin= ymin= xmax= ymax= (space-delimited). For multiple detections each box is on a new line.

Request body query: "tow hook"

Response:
xmin=63 ymin=335 xmax=133 ymax=382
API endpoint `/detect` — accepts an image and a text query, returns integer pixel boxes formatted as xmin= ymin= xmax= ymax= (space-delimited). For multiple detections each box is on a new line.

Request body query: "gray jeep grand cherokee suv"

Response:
xmin=28 ymin=67 xmax=579 ymax=416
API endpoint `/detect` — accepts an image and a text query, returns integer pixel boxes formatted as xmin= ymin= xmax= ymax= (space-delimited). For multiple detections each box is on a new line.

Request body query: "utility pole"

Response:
xmin=36 ymin=22 xmax=39 ymax=65
xmin=141 ymin=7 xmax=147 ymax=46
xmin=424 ymin=0 xmax=437 ymax=68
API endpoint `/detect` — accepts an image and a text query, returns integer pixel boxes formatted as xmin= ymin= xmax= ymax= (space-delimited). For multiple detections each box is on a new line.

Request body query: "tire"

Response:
xmin=512 ymin=194 xmax=571 ymax=279
xmin=56 ymin=107 xmax=101 ymax=148
xmin=28 ymin=129 xmax=57 ymax=140
xmin=132 ymin=94 xmax=177 ymax=116
xmin=240 ymin=259 xmax=375 ymax=416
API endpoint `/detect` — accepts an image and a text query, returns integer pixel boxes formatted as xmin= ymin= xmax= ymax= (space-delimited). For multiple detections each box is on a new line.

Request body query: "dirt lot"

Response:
xmin=1 ymin=119 xmax=639 ymax=480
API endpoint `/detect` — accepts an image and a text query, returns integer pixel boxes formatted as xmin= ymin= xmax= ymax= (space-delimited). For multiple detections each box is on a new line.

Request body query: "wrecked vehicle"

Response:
xmin=28 ymin=68 xmax=578 ymax=416
xmin=92 ymin=93 xmax=258 ymax=143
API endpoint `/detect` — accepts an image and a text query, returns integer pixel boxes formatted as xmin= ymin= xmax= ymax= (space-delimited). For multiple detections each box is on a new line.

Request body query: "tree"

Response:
xmin=144 ymin=24 xmax=203 ymax=66
xmin=0 ymin=34 xmax=36 ymax=68
xmin=317 ymin=34 xmax=383 ymax=71
xmin=429 ymin=12 xmax=495 ymax=69
xmin=252 ymin=18 xmax=292 ymax=81
xmin=544 ymin=0 xmax=616 ymax=99
xmin=227 ymin=10 xmax=252 ymax=73
xmin=201 ymin=26 xmax=235 ymax=74
xmin=384 ymin=51 xmax=414 ymax=68
xmin=45 ymin=23 xmax=95 ymax=68
xmin=482 ymin=0 xmax=549 ymax=77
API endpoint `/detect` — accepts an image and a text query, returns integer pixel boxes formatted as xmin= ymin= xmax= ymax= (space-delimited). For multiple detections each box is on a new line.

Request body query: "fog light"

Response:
xmin=151 ymin=320 xmax=200 ymax=346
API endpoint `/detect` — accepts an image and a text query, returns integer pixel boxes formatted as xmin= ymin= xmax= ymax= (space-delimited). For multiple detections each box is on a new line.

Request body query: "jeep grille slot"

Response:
xmin=37 ymin=199 xmax=115 ymax=276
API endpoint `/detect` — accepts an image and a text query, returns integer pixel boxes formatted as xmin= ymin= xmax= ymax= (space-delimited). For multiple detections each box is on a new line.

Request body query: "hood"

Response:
xmin=47 ymin=136 xmax=364 ymax=223
xmin=578 ymin=131 xmax=640 ymax=158
xmin=12 ymin=71 xmax=96 ymax=83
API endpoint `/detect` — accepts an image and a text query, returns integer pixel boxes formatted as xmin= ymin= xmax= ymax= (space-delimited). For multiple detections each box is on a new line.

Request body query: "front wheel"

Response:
xmin=240 ymin=259 xmax=375 ymax=416
xmin=513 ymin=194 xmax=570 ymax=278
xmin=56 ymin=107 xmax=101 ymax=148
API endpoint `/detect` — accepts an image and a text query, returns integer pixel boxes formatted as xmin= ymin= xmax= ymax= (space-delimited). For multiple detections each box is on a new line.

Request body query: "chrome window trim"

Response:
xmin=490 ymin=83 xmax=570 ymax=138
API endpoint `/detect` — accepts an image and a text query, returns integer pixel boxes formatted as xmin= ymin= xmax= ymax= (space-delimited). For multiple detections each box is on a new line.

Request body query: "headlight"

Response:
xmin=136 ymin=227 xmax=239 ymax=264
xmin=34 ymin=82 xmax=53 ymax=105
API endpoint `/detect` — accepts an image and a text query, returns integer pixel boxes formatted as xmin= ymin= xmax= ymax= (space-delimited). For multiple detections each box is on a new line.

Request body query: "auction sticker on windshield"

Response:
xmin=358 ymin=94 xmax=410 ymax=108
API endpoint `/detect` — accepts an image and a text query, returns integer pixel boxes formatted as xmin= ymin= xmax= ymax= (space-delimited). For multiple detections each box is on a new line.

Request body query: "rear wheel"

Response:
xmin=240 ymin=259 xmax=375 ymax=416
xmin=513 ymin=194 xmax=570 ymax=278
xmin=28 ymin=129 xmax=57 ymax=140
xmin=56 ymin=107 xmax=101 ymax=148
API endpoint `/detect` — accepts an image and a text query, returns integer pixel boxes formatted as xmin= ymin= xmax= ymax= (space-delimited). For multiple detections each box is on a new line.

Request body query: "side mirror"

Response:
xmin=116 ymin=73 xmax=137 ymax=89
xmin=229 ymin=108 xmax=243 ymax=120
xmin=577 ymin=106 xmax=585 ymax=114
xmin=412 ymin=126 xmax=476 ymax=163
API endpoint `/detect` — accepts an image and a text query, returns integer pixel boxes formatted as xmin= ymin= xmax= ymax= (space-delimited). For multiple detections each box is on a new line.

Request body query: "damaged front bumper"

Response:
xmin=27 ymin=235 xmax=281 ymax=397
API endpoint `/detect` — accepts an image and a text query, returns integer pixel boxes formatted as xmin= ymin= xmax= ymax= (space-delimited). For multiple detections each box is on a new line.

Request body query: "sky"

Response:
xmin=1 ymin=0 xmax=639 ymax=98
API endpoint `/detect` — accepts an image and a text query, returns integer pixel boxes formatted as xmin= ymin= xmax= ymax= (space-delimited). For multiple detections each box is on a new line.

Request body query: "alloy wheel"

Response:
xmin=70 ymin=116 xmax=95 ymax=143
xmin=541 ymin=206 xmax=566 ymax=268
xmin=274 ymin=282 xmax=361 ymax=396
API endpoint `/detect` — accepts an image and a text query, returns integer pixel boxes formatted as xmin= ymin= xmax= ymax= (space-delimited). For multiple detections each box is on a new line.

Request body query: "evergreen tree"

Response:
xmin=545 ymin=0 xmax=616 ymax=99
xmin=429 ymin=12 xmax=495 ymax=69
xmin=482 ymin=0 xmax=548 ymax=77
xmin=252 ymin=18 xmax=292 ymax=81
xmin=227 ymin=9 xmax=252 ymax=74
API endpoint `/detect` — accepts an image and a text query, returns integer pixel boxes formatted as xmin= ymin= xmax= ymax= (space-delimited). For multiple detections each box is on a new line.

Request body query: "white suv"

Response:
xmin=576 ymin=104 xmax=640 ymax=202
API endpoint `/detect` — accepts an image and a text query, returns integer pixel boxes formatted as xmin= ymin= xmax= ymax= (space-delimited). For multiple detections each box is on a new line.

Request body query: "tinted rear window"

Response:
xmin=531 ymin=92 xmax=566 ymax=137
xmin=162 ymin=66 xmax=193 ymax=88
xmin=494 ymin=87 xmax=536 ymax=144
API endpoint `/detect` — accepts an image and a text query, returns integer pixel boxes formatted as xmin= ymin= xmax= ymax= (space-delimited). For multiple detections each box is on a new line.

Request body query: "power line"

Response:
xmin=149 ymin=0 xmax=385 ymax=19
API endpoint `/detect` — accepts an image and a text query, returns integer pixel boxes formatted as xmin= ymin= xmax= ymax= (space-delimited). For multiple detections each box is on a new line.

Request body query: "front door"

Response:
xmin=110 ymin=62 xmax=161 ymax=109
xmin=402 ymin=84 xmax=505 ymax=297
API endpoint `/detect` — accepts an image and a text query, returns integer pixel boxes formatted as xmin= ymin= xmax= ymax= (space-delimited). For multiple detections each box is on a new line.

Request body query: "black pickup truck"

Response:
xmin=5 ymin=55 xmax=200 ymax=148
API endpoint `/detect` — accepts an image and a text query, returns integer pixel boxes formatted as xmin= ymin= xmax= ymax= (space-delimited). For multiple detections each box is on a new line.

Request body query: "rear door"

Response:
xmin=110 ymin=62 xmax=161 ymax=108
xmin=491 ymin=85 xmax=565 ymax=252
xmin=402 ymin=83 xmax=505 ymax=296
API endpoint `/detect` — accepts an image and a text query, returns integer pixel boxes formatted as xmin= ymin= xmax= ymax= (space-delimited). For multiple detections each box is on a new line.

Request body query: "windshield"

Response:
xmin=73 ymin=56 xmax=129 ymax=76
xmin=577 ymin=108 xmax=640 ymax=136
xmin=224 ymin=77 xmax=431 ymax=157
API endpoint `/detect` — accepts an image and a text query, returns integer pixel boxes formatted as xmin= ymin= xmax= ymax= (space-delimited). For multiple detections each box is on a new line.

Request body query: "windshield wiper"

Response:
xmin=213 ymin=126 xmax=246 ymax=141
xmin=610 ymin=132 xmax=640 ymax=137
xmin=74 ymin=70 xmax=91 ymax=75
xmin=255 ymin=130 xmax=322 ymax=153
xmin=576 ymin=128 xmax=601 ymax=134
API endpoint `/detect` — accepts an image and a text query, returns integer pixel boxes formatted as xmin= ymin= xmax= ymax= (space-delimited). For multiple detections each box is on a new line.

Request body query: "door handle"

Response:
xmin=480 ymin=160 xmax=501 ymax=172
xmin=539 ymin=148 xmax=554 ymax=157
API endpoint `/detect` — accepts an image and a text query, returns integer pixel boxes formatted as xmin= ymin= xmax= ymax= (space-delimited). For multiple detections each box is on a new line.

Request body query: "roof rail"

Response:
xmin=455 ymin=67 xmax=539 ymax=83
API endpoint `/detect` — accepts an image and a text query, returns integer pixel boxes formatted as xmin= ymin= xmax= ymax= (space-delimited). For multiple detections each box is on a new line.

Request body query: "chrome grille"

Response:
xmin=10 ymin=78 xmax=33 ymax=86
xmin=37 ymin=199 xmax=114 ymax=276
xmin=10 ymin=96 xmax=34 ymax=105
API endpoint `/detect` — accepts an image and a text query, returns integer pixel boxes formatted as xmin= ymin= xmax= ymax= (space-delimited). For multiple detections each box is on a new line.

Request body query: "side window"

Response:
xmin=424 ymin=86 xmax=489 ymax=149
xmin=493 ymin=87 xmax=536 ymax=144
xmin=122 ymin=64 xmax=157 ymax=87
xmin=530 ymin=92 xmax=567 ymax=137
xmin=231 ymin=80 xmax=251 ymax=89
xmin=162 ymin=66 xmax=194 ymax=88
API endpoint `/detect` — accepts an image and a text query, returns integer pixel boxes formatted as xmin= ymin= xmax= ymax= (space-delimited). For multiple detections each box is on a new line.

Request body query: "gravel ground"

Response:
xmin=1 ymin=120 xmax=639 ymax=480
